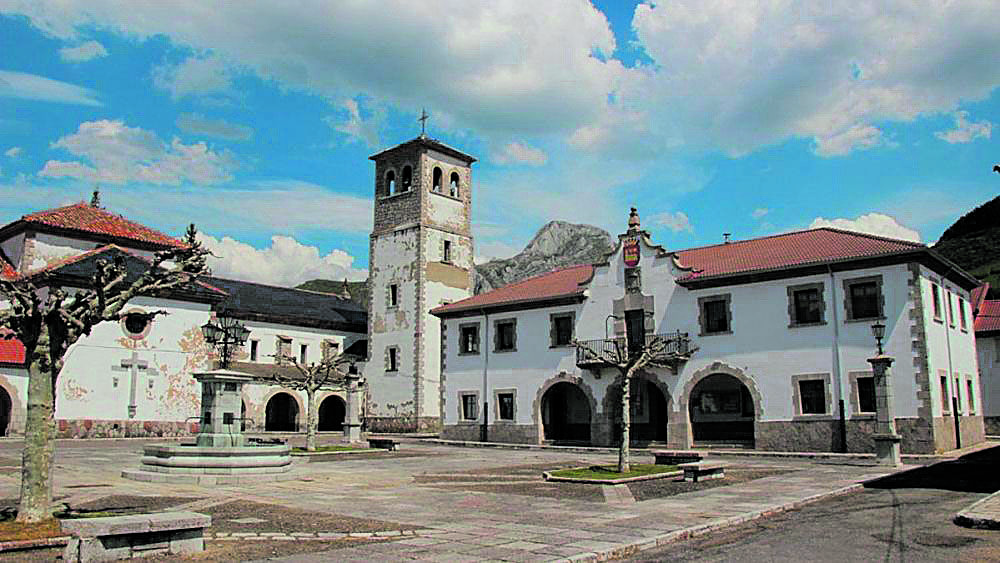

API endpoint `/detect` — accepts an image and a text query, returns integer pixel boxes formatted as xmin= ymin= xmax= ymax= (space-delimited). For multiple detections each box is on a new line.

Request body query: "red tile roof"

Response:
xmin=975 ymin=300 xmax=1000 ymax=334
xmin=674 ymin=227 xmax=924 ymax=281
xmin=971 ymin=283 xmax=990 ymax=316
xmin=0 ymin=330 xmax=26 ymax=366
xmin=0 ymin=259 xmax=15 ymax=281
xmin=433 ymin=228 xmax=932 ymax=315
xmin=431 ymin=264 xmax=592 ymax=315
xmin=16 ymin=203 xmax=185 ymax=248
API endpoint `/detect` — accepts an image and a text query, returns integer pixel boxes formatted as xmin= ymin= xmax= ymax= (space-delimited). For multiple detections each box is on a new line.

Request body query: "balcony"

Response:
xmin=575 ymin=331 xmax=696 ymax=370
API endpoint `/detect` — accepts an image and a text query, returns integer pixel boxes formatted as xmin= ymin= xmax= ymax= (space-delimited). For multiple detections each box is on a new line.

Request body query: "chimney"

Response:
xmin=723 ymin=232 xmax=731 ymax=244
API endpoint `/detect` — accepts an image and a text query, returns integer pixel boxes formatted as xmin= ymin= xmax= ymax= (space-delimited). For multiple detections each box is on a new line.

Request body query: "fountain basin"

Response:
xmin=122 ymin=443 xmax=294 ymax=484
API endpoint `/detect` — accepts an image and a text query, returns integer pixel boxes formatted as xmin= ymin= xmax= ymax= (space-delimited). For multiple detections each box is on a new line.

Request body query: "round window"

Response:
xmin=120 ymin=309 xmax=153 ymax=339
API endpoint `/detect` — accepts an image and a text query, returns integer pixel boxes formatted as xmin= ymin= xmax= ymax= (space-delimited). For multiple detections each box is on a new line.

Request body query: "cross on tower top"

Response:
xmin=418 ymin=108 xmax=429 ymax=137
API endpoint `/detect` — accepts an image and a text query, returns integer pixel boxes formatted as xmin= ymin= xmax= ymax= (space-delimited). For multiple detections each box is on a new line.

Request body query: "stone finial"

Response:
xmin=628 ymin=207 xmax=640 ymax=232
xmin=91 ymin=187 xmax=101 ymax=208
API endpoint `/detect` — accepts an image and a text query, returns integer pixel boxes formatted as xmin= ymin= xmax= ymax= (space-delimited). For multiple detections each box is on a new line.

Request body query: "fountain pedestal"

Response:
xmin=122 ymin=369 xmax=294 ymax=485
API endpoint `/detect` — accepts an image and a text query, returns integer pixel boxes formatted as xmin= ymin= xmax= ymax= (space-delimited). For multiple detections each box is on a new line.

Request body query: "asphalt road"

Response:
xmin=626 ymin=447 xmax=1000 ymax=562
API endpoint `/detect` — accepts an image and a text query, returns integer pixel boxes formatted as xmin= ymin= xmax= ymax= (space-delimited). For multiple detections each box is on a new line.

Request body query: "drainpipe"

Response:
xmin=829 ymin=266 xmax=848 ymax=453
xmin=481 ymin=309 xmax=490 ymax=443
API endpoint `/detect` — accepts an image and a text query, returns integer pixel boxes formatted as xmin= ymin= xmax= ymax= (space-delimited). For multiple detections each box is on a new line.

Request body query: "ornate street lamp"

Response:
xmin=201 ymin=315 xmax=251 ymax=369
xmin=871 ymin=321 xmax=886 ymax=355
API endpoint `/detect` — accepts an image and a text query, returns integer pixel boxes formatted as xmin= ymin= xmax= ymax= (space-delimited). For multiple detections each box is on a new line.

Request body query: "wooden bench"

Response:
xmin=367 ymin=438 xmax=398 ymax=451
xmin=678 ymin=461 xmax=728 ymax=482
xmin=61 ymin=511 xmax=211 ymax=562
xmin=651 ymin=450 xmax=703 ymax=466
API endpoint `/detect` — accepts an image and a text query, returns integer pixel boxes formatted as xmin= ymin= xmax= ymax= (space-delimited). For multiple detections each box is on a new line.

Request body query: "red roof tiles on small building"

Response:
xmin=431 ymin=264 xmax=592 ymax=315
xmin=971 ymin=283 xmax=990 ymax=316
xmin=0 ymin=330 xmax=26 ymax=366
xmin=17 ymin=203 xmax=185 ymax=248
xmin=974 ymin=300 xmax=1000 ymax=334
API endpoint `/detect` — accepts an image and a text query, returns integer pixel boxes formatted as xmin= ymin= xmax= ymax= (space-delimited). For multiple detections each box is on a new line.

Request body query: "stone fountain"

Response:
xmin=122 ymin=369 xmax=293 ymax=485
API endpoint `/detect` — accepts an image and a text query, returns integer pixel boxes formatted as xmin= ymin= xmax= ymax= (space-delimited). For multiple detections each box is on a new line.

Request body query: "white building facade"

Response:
xmin=434 ymin=212 xmax=985 ymax=454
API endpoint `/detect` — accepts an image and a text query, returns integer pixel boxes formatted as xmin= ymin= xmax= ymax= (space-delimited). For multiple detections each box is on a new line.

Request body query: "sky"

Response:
xmin=1 ymin=1 xmax=998 ymax=287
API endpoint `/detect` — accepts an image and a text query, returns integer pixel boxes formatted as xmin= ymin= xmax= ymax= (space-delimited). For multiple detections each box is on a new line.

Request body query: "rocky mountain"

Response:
xmin=933 ymin=194 xmax=1000 ymax=299
xmin=473 ymin=221 xmax=615 ymax=294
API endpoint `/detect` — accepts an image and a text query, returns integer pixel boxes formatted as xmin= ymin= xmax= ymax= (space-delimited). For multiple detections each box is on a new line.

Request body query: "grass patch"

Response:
xmin=0 ymin=518 xmax=64 ymax=542
xmin=291 ymin=445 xmax=367 ymax=453
xmin=549 ymin=464 xmax=678 ymax=480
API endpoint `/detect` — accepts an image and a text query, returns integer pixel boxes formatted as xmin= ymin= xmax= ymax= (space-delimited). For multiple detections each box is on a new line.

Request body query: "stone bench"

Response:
xmin=61 ymin=511 xmax=211 ymax=562
xmin=367 ymin=438 xmax=398 ymax=451
xmin=247 ymin=437 xmax=286 ymax=445
xmin=678 ymin=461 xmax=728 ymax=482
xmin=651 ymin=450 xmax=703 ymax=466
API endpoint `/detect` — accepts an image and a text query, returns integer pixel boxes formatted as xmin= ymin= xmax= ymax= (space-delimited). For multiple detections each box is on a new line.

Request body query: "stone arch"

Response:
xmin=449 ymin=171 xmax=460 ymax=197
xmin=262 ymin=388 xmax=304 ymax=432
xmin=680 ymin=361 xmax=763 ymax=447
xmin=0 ymin=375 xmax=24 ymax=436
xmin=400 ymin=165 xmax=413 ymax=191
xmin=602 ymin=369 xmax=674 ymax=445
xmin=432 ymin=166 xmax=443 ymax=192
xmin=385 ymin=169 xmax=397 ymax=195
xmin=317 ymin=392 xmax=346 ymax=432
xmin=532 ymin=372 xmax=599 ymax=445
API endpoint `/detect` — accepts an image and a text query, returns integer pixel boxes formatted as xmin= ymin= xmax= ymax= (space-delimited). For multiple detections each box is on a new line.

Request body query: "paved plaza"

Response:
xmin=0 ymin=437 xmax=943 ymax=561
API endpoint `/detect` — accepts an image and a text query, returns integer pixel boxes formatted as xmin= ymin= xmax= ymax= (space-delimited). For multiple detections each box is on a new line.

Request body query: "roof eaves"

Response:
xmin=431 ymin=290 xmax=586 ymax=317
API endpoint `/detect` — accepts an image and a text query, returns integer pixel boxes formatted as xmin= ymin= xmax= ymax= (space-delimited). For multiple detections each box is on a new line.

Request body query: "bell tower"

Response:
xmin=366 ymin=134 xmax=476 ymax=431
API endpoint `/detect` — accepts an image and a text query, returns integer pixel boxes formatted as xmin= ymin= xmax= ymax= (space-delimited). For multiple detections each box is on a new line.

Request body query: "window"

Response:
xmin=385 ymin=170 xmax=396 ymax=195
xmin=798 ymin=379 xmax=827 ymax=415
xmin=844 ymin=276 xmax=883 ymax=320
xmin=276 ymin=336 xmax=292 ymax=364
xmin=959 ymin=298 xmax=967 ymax=331
xmin=787 ymin=283 xmax=825 ymax=326
xmin=250 ymin=340 xmax=259 ymax=362
xmin=432 ymin=167 xmax=442 ymax=192
xmin=388 ymin=284 xmax=398 ymax=308
xmin=443 ymin=240 xmax=452 ymax=263
xmin=449 ymin=172 xmax=460 ymax=197
xmin=322 ymin=340 xmax=339 ymax=362
xmin=967 ymin=380 xmax=976 ymax=414
xmin=931 ymin=283 xmax=942 ymax=320
xmin=698 ymin=294 xmax=731 ymax=335
xmin=300 ymin=344 xmax=308 ymax=364
xmin=947 ymin=293 xmax=955 ymax=327
xmin=386 ymin=347 xmax=398 ymax=372
xmin=550 ymin=313 xmax=574 ymax=347
xmin=940 ymin=375 xmax=950 ymax=413
xmin=459 ymin=323 xmax=479 ymax=355
xmin=857 ymin=376 xmax=876 ymax=414
xmin=497 ymin=391 xmax=515 ymax=421
xmin=401 ymin=165 xmax=412 ymax=191
xmin=955 ymin=377 xmax=962 ymax=413
xmin=494 ymin=318 xmax=517 ymax=352
xmin=460 ymin=393 xmax=478 ymax=421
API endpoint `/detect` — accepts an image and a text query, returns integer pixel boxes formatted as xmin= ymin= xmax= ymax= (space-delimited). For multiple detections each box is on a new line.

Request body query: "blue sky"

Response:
xmin=1 ymin=1 xmax=998 ymax=286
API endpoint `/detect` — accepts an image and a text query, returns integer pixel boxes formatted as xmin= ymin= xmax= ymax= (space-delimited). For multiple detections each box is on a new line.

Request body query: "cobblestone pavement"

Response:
xmin=0 ymin=437 xmax=902 ymax=562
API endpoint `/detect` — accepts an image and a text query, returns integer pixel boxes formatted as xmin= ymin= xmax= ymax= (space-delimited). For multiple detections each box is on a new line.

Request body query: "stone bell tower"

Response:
xmin=366 ymin=134 xmax=476 ymax=431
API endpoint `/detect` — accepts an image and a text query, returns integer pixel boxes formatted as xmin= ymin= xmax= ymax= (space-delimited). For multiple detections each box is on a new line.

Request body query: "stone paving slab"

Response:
xmin=954 ymin=488 xmax=1000 ymax=529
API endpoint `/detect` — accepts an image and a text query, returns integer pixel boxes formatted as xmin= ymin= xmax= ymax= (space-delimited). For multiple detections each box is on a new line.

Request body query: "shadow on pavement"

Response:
xmin=865 ymin=444 xmax=1000 ymax=494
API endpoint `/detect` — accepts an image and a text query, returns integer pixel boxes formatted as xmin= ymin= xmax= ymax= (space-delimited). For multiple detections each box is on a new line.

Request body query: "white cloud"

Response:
xmin=491 ymin=142 xmax=548 ymax=166
xmin=812 ymin=124 xmax=888 ymax=157
xmin=39 ymin=119 xmax=237 ymax=186
xmin=651 ymin=210 xmax=693 ymax=233
xmin=152 ymin=55 xmax=233 ymax=100
xmin=4 ymin=147 xmax=21 ymax=158
xmin=176 ymin=113 xmax=253 ymax=141
xmin=59 ymin=40 xmax=108 ymax=62
xmin=935 ymin=111 xmax=992 ymax=144
xmin=809 ymin=213 xmax=920 ymax=242
xmin=198 ymin=233 xmax=367 ymax=287
xmin=0 ymin=69 xmax=100 ymax=106
xmin=752 ymin=207 xmax=769 ymax=219
xmin=326 ymin=99 xmax=381 ymax=148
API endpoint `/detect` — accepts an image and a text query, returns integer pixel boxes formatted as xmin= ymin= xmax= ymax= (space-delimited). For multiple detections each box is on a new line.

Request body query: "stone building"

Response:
xmin=432 ymin=209 xmax=985 ymax=454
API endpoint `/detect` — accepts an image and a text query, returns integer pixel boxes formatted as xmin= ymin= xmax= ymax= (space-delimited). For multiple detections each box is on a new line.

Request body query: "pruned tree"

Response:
xmin=573 ymin=333 xmax=695 ymax=473
xmin=270 ymin=349 xmax=353 ymax=452
xmin=0 ymin=224 xmax=210 ymax=524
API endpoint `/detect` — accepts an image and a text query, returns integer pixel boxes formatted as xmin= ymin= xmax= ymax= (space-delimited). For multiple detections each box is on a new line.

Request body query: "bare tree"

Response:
xmin=573 ymin=334 xmax=694 ymax=473
xmin=0 ymin=225 xmax=209 ymax=523
xmin=270 ymin=349 xmax=353 ymax=452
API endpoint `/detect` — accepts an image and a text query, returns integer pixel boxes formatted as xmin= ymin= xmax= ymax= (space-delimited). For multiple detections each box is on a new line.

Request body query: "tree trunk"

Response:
xmin=16 ymin=361 xmax=56 ymax=523
xmin=618 ymin=372 xmax=631 ymax=473
xmin=305 ymin=388 xmax=317 ymax=452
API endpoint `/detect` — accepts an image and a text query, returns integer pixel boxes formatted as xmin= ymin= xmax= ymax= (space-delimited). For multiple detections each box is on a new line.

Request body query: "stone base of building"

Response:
xmin=442 ymin=423 xmax=537 ymax=443
xmin=366 ymin=416 xmax=441 ymax=434
xmin=985 ymin=416 xmax=1000 ymax=436
xmin=931 ymin=415 xmax=986 ymax=452
xmin=56 ymin=419 xmax=198 ymax=439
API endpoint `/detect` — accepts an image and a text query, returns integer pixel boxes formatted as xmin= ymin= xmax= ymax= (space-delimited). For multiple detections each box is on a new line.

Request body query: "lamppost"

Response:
xmin=201 ymin=315 xmax=251 ymax=369
xmin=868 ymin=321 xmax=901 ymax=466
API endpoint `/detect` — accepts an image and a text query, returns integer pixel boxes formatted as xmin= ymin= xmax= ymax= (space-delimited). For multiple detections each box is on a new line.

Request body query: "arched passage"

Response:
xmin=265 ymin=393 xmax=299 ymax=432
xmin=540 ymin=382 xmax=591 ymax=443
xmin=318 ymin=395 xmax=346 ymax=431
xmin=0 ymin=387 xmax=10 ymax=437
xmin=606 ymin=377 xmax=670 ymax=446
xmin=688 ymin=373 xmax=755 ymax=446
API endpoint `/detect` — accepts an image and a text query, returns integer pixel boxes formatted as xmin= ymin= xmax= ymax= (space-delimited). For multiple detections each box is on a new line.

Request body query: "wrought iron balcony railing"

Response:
xmin=575 ymin=331 xmax=695 ymax=369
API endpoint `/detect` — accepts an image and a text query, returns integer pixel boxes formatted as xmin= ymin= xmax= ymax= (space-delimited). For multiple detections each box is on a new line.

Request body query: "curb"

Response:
xmin=954 ymin=490 xmax=1000 ymax=530
xmin=542 ymin=468 xmax=683 ymax=484
xmin=554 ymin=483 xmax=865 ymax=562
xmin=208 ymin=529 xmax=427 ymax=542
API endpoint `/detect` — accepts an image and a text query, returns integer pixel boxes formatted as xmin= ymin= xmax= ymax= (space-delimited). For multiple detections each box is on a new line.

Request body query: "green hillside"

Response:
xmin=933 ymin=194 xmax=1000 ymax=298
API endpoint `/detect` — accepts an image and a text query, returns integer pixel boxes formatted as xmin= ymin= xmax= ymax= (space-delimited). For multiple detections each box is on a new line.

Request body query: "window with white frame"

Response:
xmin=250 ymin=340 xmax=259 ymax=362
xmin=459 ymin=392 xmax=478 ymax=421
xmin=386 ymin=347 xmax=398 ymax=372
xmin=931 ymin=283 xmax=942 ymax=321
xmin=496 ymin=390 xmax=515 ymax=421
xmin=459 ymin=323 xmax=480 ymax=355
